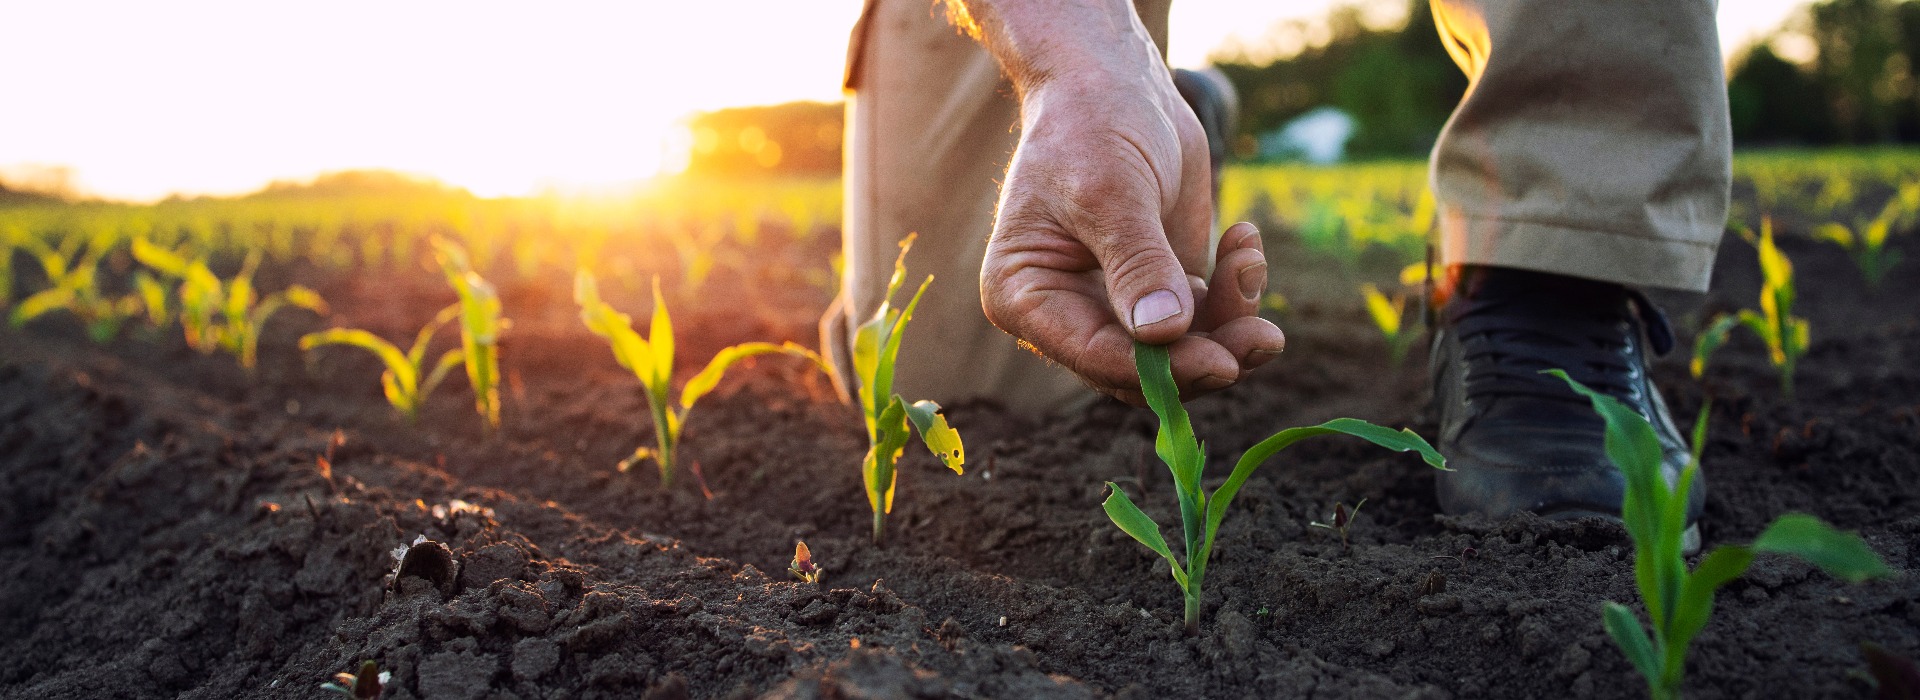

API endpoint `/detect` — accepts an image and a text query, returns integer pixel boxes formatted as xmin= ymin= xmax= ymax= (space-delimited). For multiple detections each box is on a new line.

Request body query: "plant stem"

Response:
xmin=1183 ymin=592 xmax=1201 ymax=636
xmin=872 ymin=510 xmax=886 ymax=547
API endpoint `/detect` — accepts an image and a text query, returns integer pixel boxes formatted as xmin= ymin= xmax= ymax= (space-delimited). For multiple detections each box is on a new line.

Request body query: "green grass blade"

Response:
xmin=647 ymin=277 xmax=673 ymax=389
xmin=11 ymin=287 xmax=75 ymax=326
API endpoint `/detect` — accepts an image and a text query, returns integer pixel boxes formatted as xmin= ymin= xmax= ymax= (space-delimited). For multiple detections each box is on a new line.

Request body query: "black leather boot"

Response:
xmin=1429 ymin=266 xmax=1703 ymax=550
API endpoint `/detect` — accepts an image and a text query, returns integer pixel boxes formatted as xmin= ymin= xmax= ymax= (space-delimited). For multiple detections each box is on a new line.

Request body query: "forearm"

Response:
xmin=941 ymin=0 xmax=1164 ymax=99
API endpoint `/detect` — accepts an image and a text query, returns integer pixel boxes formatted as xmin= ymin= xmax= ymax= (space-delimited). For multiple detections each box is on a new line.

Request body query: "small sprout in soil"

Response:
xmin=14 ymin=237 xmax=146 ymax=343
xmin=1104 ymin=341 xmax=1447 ymax=634
xmin=1419 ymin=569 xmax=1447 ymax=596
xmin=1308 ymin=498 xmax=1367 ymax=549
xmin=134 ymin=240 xmax=326 ymax=371
xmin=301 ymin=305 xmax=465 ymax=423
xmin=1360 ymin=282 xmax=1414 ymax=367
xmin=789 ymin=541 xmax=824 ymax=583
xmin=1710 ymin=219 xmax=1810 ymax=400
xmin=431 ymin=236 xmax=507 ymax=430
xmin=1547 ymin=370 xmax=1892 ymax=700
xmin=1815 ymin=187 xmax=1905 ymax=290
xmin=848 ymin=234 xmax=964 ymax=545
xmin=321 ymin=659 xmax=388 ymax=699
xmin=575 ymin=270 xmax=829 ymax=488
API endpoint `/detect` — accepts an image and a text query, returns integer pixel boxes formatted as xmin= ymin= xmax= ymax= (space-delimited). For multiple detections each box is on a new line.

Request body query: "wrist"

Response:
xmin=948 ymin=0 xmax=1165 ymax=99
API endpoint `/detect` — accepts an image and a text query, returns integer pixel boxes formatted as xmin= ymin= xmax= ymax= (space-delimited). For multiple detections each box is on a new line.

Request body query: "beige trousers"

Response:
xmin=826 ymin=0 xmax=1729 ymax=415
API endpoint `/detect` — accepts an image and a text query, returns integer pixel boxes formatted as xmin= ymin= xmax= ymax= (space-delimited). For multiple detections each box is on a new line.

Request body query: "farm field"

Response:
xmin=2 ymin=152 xmax=1918 ymax=699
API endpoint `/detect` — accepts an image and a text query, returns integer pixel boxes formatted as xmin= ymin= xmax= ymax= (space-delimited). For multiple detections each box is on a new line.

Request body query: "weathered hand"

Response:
xmin=981 ymin=70 xmax=1285 ymax=404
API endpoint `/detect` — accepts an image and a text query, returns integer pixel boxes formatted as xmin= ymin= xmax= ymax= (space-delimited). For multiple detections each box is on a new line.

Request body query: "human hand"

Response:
xmin=980 ymin=69 xmax=1285 ymax=405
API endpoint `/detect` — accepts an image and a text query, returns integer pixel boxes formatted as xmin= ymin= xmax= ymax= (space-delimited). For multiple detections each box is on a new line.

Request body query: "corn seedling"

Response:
xmin=1713 ymin=220 xmax=1810 ymax=400
xmin=321 ymin=660 xmax=387 ymax=699
xmin=1815 ymin=192 xmax=1905 ymax=290
xmin=1104 ymin=341 xmax=1447 ymax=634
xmin=431 ymin=237 xmax=506 ymax=430
xmin=789 ymin=541 xmax=824 ymax=583
xmin=576 ymin=270 xmax=828 ymax=486
xmin=133 ymin=239 xmax=326 ymax=368
xmin=1308 ymin=498 xmax=1366 ymax=549
xmin=218 ymin=252 xmax=327 ymax=371
xmin=10 ymin=238 xmax=143 ymax=342
xmin=301 ymin=306 xmax=465 ymax=422
xmin=1547 ymin=370 xmax=1891 ymax=700
xmin=848 ymin=234 xmax=965 ymax=545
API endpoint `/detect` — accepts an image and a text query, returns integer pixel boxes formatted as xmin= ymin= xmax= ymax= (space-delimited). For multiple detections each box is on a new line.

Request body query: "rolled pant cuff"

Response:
xmin=1438 ymin=210 xmax=1718 ymax=293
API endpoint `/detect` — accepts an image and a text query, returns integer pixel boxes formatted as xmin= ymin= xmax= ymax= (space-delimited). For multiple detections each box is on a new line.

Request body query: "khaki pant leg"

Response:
xmin=1428 ymin=0 xmax=1731 ymax=292
xmin=828 ymin=0 xmax=1173 ymax=416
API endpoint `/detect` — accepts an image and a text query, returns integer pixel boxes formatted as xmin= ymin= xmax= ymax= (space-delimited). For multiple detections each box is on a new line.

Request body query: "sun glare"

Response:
xmin=1 ymin=1 xmax=1808 ymax=201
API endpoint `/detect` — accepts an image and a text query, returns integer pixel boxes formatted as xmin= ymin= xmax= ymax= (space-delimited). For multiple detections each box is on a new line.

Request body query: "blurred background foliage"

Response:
xmin=668 ymin=0 xmax=1920 ymax=176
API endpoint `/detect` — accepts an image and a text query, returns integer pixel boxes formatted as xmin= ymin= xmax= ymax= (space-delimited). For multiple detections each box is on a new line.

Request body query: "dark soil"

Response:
xmin=3 ymin=209 xmax=1917 ymax=699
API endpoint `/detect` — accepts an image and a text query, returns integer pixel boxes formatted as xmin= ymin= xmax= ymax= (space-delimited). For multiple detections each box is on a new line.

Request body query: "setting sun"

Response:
xmin=3 ymin=1 xmax=1804 ymax=200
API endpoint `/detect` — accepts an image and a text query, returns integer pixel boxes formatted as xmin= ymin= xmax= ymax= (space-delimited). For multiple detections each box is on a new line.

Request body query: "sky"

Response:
xmin=1 ymin=1 xmax=1815 ymax=201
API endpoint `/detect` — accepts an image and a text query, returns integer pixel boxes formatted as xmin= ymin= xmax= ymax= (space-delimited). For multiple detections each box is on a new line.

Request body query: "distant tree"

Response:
xmin=1811 ymin=0 xmax=1908 ymax=143
xmin=1728 ymin=43 xmax=1837 ymax=145
xmin=1214 ymin=1 xmax=1468 ymax=160
xmin=681 ymin=101 xmax=841 ymax=177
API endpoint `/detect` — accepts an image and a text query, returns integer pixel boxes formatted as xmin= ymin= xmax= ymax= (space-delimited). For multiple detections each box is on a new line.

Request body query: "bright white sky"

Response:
xmin=0 ymin=1 xmax=1812 ymax=201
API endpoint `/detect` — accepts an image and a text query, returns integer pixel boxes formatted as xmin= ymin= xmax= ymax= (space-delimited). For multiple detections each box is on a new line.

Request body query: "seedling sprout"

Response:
xmin=790 ymin=541 xmax=824 ymax=583
xmin=575 ymin=270 xmax=829 ymax=487
xmin=430 ymin=237 xmax=507 ymax=429
xmin=1308 ymin=498 xmax=1366 ymax=549
xmin=846 ymin=234 xmax=965 ymax=545
xmin=1104 ymin=341 xmax=1446 ymax=633
xmin=321 ymin=660 xmax=387 ymax=699
xmin=1546 ymin=370 xmax=1891 ymax=700
xmin=301 ymin=306 xmax=465 ymax=423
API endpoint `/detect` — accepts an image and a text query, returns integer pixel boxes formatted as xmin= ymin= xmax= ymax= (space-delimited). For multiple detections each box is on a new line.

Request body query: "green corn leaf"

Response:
xmin=851 ymin=314 xmax=885 ymax=426
xmin=1134 ymin=341 xmax=1206 ymax=558
xmin=130 ymin=237 xmax=192 ymax=277
xmin=301 ymin=329 xmax=417 ymax=390
xmin=875 ymin=275 xmax=933 ymax=416
xmin=1360 ymin=283 xmax=1402 ymax=337
xmin=1202 ymin=418 xmax=1445 ymax=567
xmin=575 ymin=272 xmax=653 ymax=382
xmin=11 ymin=287 xmax=75 ymax=326
xmin=420 ymin=349 xmax=466 ymax=406
xmin=133 ymin=272 xmax=169 ymax=326
xmin=1102 ymin=483 xmax=1190 ymax=591
xmin=409 ymin=305 xmax=462 ymax=369
xmin=903 ymin=399 xmax=964 ymax=473
xmin=1546 ymin=369 xmax=1678 ymax=622
xmin=647 ymin=277 xmax=673 ymax=389
xmin=1602 ymin=601 xmax=1661 ymax=687
xmin=1665 ymin=544 xmax=1755 ymax=682
xmin=618 ymin=447 xmax=657 ymax=474
xmin=1134 ymin=342 xmax=1203 ymax=500
xmin=867 ymin=397 xmax=913 ymax=514
xmin=1749 ymin=513 xmax=1893 ymax=583
xmin=681 ymin=341 xmax=817 ymax=411
xmin=1691 ymin=315 xmax=1739 ymax=379
xmin=1814 ymin=223 xmax=1854 ymax=248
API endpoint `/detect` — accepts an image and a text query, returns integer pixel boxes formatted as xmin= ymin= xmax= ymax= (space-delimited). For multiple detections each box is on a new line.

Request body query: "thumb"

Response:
xmin=1091 ymin=223 xmax=1196 ymax=345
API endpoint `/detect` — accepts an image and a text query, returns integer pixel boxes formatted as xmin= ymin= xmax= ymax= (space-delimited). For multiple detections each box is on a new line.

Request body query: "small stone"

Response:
xmin=1415 ymin=593 xmax=1461 ymax=616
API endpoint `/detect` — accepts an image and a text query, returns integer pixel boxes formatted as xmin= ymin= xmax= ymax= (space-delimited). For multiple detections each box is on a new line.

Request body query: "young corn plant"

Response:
xmin=849 ymin=234 xmax=964 ymax=545
xmin=1710 ymin=220 xmax=1809 ymax=400
xmin=789 ymin=541 xmax=824 ymax=583
xmin=1547 ymin=370 xmax=1891 ymax=700
xmin=10 ymin=239 xmax=143 ymax=342
xmin=300 ymin=306 xmax=465 ymax=422
xmin=133 ymin=239 xmax=326 ymax=368
xmin=1308 ymin=498 xmax=1366 ymax=549
xmin=1104 ymin=341 xmax=1447 ymax=634
xmin=430 ymin=237 xmax=506 ymax=430
xmin=575 ymin=270 xmax=828 ymax=487
xmin=1815 ymin=199 xmax=1904 ymax=290
xmin=321 ymin=660 xmax=387 ymax=699
xmin=218 ymin=252 xmax=328 ymax=372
